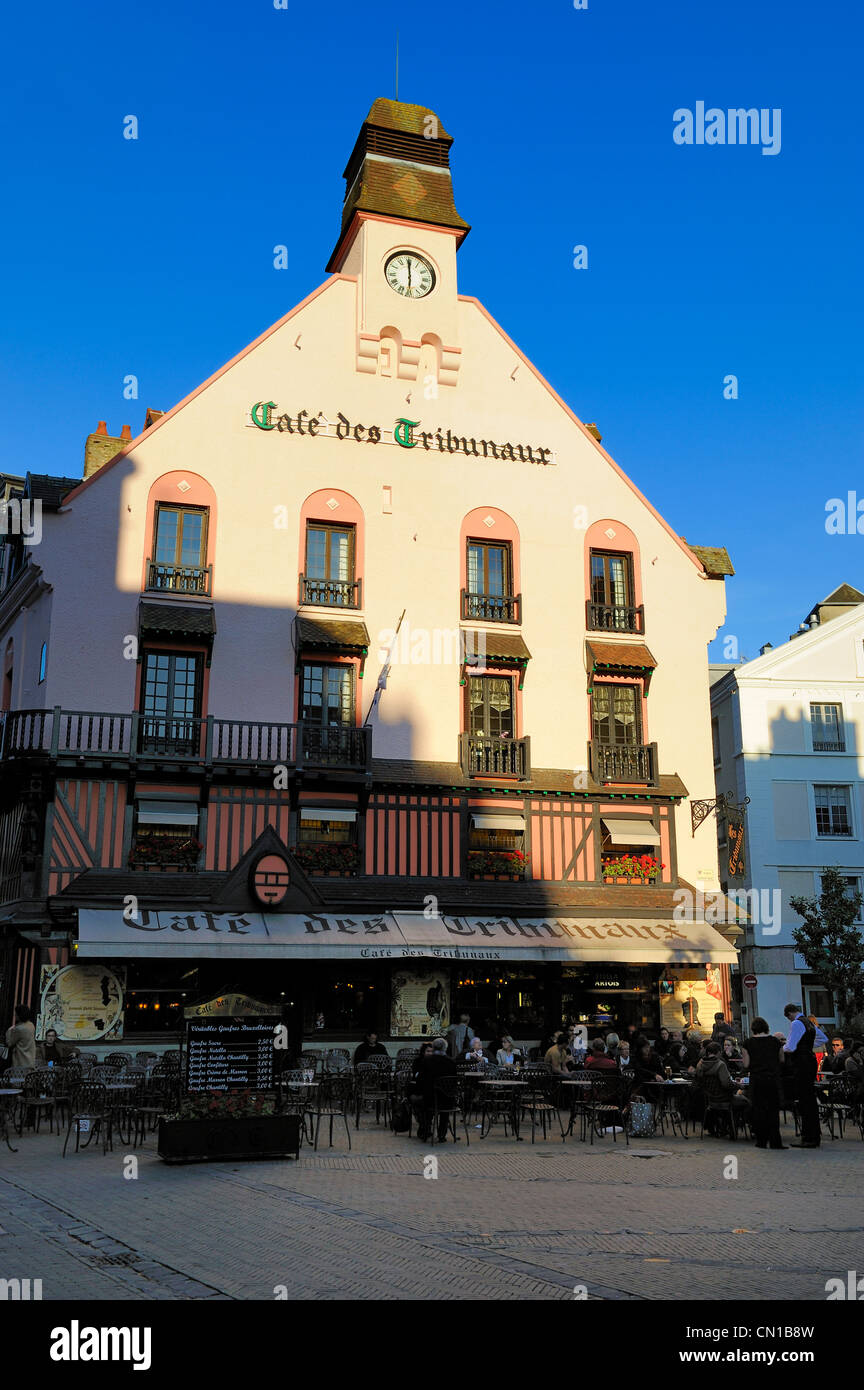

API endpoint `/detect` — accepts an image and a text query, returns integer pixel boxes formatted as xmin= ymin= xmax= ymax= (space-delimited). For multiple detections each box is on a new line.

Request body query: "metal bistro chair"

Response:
xmin=700 ymin=1078 xmax=746 ymax=1141
xmin=819 ymin=1075 xmax=854 ymax=1140
xmin=479 ymin=1075 xmax=520 ymax=1139
xmin=312 ymin=1073 xmax=352 ymax=1151
xmin=18 ymin=1070 xmax=57 ymax=1136
xmin=355 ymin=1063 xmax=391 ymax=1130
xmin=281 ymin=1070 xmax=318 ymax=1145
xmin=397 ymin=1047 xmax=419 ymax=1061
xmin=104 ymin=1052 xmax=130 ymax=1069
xmin=563 ymin=1069 xmax=594 ymax=1142
xmin=131 ymin=1074 xmax=176 ymax=1148
xmin=519 ymin=1067 xmax=564 ymax=1143
xmin=586 ymin=1070 xmax=631 ymax=1146
xmin=63 ymin=1081 xmax=112 ymax=1156
xmin=430 ymin=1075 xmax=470 ymax=1146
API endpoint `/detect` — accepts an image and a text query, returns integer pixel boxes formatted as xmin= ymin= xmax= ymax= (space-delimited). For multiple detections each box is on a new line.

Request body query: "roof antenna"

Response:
xmin=395 ymin=31 xmax=399 ymax=101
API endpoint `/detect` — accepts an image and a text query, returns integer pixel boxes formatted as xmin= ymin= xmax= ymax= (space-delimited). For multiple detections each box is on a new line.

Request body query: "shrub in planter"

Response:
xmin=158 ymin=1089 xmax=300 ymax=1163
xmin=601 ymin=854 xmax=664 ymax=882
xmin=293 ymin=842 xmax=359 ymax=875
xmin=467 ymin=849 xmax=527 ymax=878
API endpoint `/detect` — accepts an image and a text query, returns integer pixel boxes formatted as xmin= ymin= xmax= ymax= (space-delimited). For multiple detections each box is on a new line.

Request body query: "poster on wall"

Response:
xmin=659 ymin=966 xmax=723 ymax=1035
xmin=390 ymin=967 xmax=450 ymax=1038
xmin=37 ymin=963 xmax=126 ymax=1041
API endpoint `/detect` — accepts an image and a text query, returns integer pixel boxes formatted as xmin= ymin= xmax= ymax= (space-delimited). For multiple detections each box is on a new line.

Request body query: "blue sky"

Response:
xmin=2 ymin=0 xmax=861 ymax=660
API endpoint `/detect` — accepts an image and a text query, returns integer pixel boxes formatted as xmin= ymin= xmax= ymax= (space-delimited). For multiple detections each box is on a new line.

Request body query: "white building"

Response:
xmin=711 ymin=583 xmax=864 ymax=1034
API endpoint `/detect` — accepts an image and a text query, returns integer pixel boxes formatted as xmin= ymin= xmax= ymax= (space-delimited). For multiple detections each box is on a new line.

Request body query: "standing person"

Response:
xmin=711 ymin=1012 xmax=735 ymax=1043
xmin=783 ymin=1003 xmax=820 ymax=1148
xmin=445 ymin=1013 xmax=473 ymax=1060
xmin=5 ymin=1005 xmax=36 ymax=1070
xmin=741 ymin=1017 xmax=787 ymax=1150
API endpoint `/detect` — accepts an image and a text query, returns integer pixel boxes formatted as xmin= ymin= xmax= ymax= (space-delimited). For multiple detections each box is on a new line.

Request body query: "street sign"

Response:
xmin=742 ymin=973 xmax=758 ymax=990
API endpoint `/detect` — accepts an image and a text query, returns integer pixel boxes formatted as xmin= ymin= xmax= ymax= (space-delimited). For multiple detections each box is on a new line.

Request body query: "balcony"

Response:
xmin=299 ymin=574 xmax=361 ymax=609
xmin=461 ymin=589 xmax=521 ymax=624
xmin=0 ymin=708 xmax=371 ymax=773
xmin=590 ymin=740 xmax=658 ymax=787
xmin=460 ymin=732 xmax=531 ymax=781
xmin=145 ymin=559 xmax=213 ymax=596
xmin=585 ymin=601 xmax=644 ymax=634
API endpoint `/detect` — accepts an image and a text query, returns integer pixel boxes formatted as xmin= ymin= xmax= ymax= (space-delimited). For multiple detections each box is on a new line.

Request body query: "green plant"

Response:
xmin=789 ymin=867 xmax=864 ymax=1028
xmin=467 ymin=848 xmax=527 ymax=876
xmin=293 ymin=842 xmax=359 ymax=873
xmin=165 ymin=1089 xmax=277 ymax=1122
xmin=602 ymin=854 xmax=663 ymax=880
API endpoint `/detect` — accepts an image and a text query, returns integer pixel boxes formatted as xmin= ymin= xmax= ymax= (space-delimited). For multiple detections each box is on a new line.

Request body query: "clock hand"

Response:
xmin=407 ymin=260 xmax=412 ymax=289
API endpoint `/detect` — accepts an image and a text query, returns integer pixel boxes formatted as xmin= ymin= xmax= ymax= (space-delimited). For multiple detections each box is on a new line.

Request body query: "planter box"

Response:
xmin=603 ymin=876 xmax=658 ymax=885
xmin=158 ymin=1114 xmax=300 ymax=1163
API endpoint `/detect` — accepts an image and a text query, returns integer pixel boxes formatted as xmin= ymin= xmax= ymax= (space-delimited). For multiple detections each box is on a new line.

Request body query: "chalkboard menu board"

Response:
xmin=186 ymin=1017 xmax=275 ymax=1092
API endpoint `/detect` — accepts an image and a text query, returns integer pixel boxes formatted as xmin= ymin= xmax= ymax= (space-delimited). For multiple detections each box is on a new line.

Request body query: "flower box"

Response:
xmin=293 ymin=843 xmax=359 ymax=876
xmin=601 ymin=854 xmax=663 ymax=884
xmin=158 ymin=1114 xmax=300 ymax=1163
xmin=466 ymin=849 xmax=527 ymax=880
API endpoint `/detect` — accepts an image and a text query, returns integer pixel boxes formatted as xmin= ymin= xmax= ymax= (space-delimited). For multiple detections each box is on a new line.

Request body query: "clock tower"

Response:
xmin=326 ymin=99 xmax=470 ymax=386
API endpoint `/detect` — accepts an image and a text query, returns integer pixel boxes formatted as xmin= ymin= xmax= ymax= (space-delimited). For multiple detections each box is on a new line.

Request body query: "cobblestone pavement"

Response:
xmin=0 ymin=1115 xmax=861 ymax=1301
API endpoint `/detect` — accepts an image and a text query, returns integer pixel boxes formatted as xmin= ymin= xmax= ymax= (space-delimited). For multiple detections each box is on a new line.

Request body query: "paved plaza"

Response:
xmin=0 ymin=1114 xmax=861 ymax=1302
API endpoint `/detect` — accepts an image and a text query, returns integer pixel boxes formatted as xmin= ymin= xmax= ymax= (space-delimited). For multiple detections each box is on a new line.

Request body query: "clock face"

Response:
xmin=384 ymin=251 xmax=436 ymax=299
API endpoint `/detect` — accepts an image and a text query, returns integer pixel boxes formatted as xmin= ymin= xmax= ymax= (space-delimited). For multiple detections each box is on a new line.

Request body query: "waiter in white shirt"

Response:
xmin=782 ymin=1003 xmax=820 ymax=1147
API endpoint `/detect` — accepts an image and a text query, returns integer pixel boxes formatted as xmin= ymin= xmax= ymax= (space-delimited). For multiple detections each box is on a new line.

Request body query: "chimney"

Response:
xmin=585 ymin=423 xmax=602 ymax=443
xmin=759 ymin=642 xmax=773 ymax=656
xmin=120 ymin=424 xmax=132 ymax=441
xmin=83 ymin=421 xmax=125 ymax=479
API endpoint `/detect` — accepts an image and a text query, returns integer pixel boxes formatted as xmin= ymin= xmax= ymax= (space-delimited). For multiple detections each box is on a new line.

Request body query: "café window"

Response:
xmin=303 ymin=523 xmax=357 ymax=607
xmin=150 ymin=504 xmax=210 ymax=593
xmin=304 ymin=965 xmax=380 ymax=1035
xmin=130 ymin=799 xmax=201 ymax=870
xmin=592 ymin=683 xmax=641 ymax=746
xmin=125 ymin=962 xmax=199 ymax=1034
xmin=814 ymin=784 xmax=853 ymax=837
xmin=810 ymin=703 xmax=844 ymax=752
xmin=453 ymin=967 xmax=542 ymax=1040
xmin=296 ymin=807 xmax=359 ymax=875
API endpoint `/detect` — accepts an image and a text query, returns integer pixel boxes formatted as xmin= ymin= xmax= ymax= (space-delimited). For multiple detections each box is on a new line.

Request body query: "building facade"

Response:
xmin=711 ymin=584 xmax=864 ymax=1034
xmin=0 ymin=99 xmax=737 ymax=1057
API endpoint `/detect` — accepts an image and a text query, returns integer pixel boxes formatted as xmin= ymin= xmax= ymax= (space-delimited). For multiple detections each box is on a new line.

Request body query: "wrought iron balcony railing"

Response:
xmin=299 ymin=574 xmax=361 ymax=609
xmin=589 ymin=739 xmax=658 ymax=787
xmin=461 ymin=589 xmax=521 ymax=624
xmin=145 ymin=559 xmax=213 ymax=596
xmin=0 ymin=708 xmax=371 ymax=772
xmin=585 ymin=601 xmax=644 ymax=634
xmin=459 ymin=732 xmax=531 ymax=781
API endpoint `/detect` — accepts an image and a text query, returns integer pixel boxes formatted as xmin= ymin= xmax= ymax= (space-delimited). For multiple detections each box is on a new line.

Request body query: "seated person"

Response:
xmin=823 ymin=1037 xmax=849 ymax=1074
xmin=654 ymin=1027 xmax=673 ymax=1060
xmin=496 ymin=1036 xmax=521 ymax=1066
xmin=695 ymin=1041 xmax=749 ymax=1133
xmin=632 ymin=1039 xmax=665 ymax=1088
xmin=464 ymin=1036 xmax=489 ymax=1067
xmin=37 ymin=1028 xmax=69 ymax=1066
xmin=353 ymin=1032 xmax=389 ymax=1067
xmin=615 ymin=1040 xmax=632 ymax=1069
xmin=584 ymin=1039 xmax=617 ymax=1071
xmin=544 ymin=1033 xmax=574 ymax=1075
xmin=411 ymin=1038 xmax=457 ymax=1143
xmin=721 ymin=1035 xmax=745 ymax=1076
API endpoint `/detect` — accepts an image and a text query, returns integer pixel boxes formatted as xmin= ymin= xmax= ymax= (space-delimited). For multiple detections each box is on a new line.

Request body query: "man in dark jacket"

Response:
xmin=352 ymin=1032 xmax=389 ymax=1066
xmin=412 ymin=1038 xmax=457 ymax=1141
xmin=711 ymin=1012 xmax=736 ymax=1043
xmin=822 ymin=1037 xmax=849 ymax=1074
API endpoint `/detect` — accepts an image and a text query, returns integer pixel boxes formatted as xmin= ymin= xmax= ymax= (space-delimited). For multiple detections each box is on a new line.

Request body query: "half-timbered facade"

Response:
xmin=0 ymin=99 xmax=738 ymax=1055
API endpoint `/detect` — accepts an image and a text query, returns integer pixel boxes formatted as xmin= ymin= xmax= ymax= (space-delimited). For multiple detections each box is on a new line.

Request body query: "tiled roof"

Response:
xmin=296 ymin=616 xmax=370 ymax=650
xmin=25 ymin=474 xmax=83 ymax=509
xmin=364 ymin=99 xmax=453 ymax=141
xmin=340 ymin=158 xmax=469 ymax=234
xmin=478 ymin=631 xmax=531 ymax=663
xmin=684 ymin=543 xmax=735 ymax=578
xmin=369 ymin=758 xmax=688 ymax=799
xmin=587 ymin=641 xmax=657 ymax=670
xmin=139 ymin=601 xmax=216 ymax=638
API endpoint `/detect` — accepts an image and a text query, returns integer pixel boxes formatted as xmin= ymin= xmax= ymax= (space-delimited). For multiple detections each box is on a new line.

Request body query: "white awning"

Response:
xmin=471 ymin=814 xmax=525 ymax=832
xmin=300 ymin=808 xmax=357 ymax=822
xmin=601 ymin=817 xmax=661 ymax=846
xmin=136 ymin=800 xmax=199 ymax=826
xmin=76 ymin=909 xmax=737 ymax=964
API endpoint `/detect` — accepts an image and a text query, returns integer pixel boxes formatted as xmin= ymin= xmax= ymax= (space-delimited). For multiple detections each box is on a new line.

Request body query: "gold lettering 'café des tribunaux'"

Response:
xmin=0 ymin=99 xmax=741 ymax=1058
